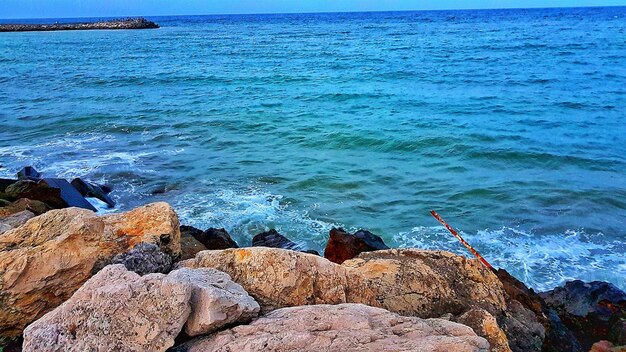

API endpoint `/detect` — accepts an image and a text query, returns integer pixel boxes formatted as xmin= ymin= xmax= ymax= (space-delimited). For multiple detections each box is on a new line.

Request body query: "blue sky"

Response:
xmin=1 ymin=0 xmax=625 ymax=19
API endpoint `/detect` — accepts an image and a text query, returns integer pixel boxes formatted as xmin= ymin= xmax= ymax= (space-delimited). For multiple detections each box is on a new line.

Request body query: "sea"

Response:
xmin=1 ymin=7 xmax=625 ymax=291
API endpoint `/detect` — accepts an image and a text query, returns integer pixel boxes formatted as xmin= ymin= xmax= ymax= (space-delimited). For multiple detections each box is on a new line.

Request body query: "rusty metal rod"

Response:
xmin=430 ymin=210 xmax=496 ymax=273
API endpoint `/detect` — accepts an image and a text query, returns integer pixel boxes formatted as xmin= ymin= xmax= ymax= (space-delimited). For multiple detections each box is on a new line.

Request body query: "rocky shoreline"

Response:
xmin=0 ymin=17 xmax=158 ymax=32
xmin=1 ymin=168 xmax=625 ymax=352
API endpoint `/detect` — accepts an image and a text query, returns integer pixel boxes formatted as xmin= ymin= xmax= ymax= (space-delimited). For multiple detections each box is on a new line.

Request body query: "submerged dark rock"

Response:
xmin=540 ymin=280 xmax=626 ymax=349
xmin=185 ymin=226 xmax=239 ymax=250
xmin=324 ymin=227 xmax=389 ymax=264
xmin=179 ymin=225 xmax=208 ymax=260
xmin=252 ymin=229 xmax=298 ymax=250
xmin=0 ymin=17 xmax=159 ymax=32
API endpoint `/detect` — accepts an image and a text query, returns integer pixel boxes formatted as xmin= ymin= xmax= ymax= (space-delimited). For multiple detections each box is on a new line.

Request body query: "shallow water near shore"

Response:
xmin=1 ymin=7 xmax=625 ymax=291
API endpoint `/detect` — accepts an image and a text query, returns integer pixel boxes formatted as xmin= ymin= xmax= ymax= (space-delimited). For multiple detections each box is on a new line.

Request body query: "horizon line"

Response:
xmin=1 ymin=4 xmax=624 ymax=21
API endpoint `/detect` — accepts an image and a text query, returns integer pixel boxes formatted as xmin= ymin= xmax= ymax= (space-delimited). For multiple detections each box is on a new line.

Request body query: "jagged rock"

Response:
xmin=0 ymin=198 xmax=51 ymax=217
xmin=171 ymin=304 xmax=490 ymax=352
xmin=22 ymin=265 xmax=191 ymax=352
xmin=0 ymin=202 xmax=181 ymax=336
xmin=16 ymin=167 xmax=41 ymax=181
xmin=186 ymin=226 xmax=238 ymax=250
xmin=111 ymin=242 xmax=173 ymax=275
xmin=179 ymin=227 xmax=208 ymax=260
xmin=496 ymin=269 xmax=583 ymax=352
xmin=177 ymin=247 xmax=376 ymax=312
xmin=0 ymin=210 xmax=34 ymax=235
xmin=252 ymin=229 xmax=298 ymax=250
xmin=324 ymin=227 xmax=389 ymax=264
xmin=540 ymin=280 xmax=626 ymax=349
xmin=455 ymin=308 xmax=511 ymax=352
xmin=0 ymin=17 xmax=159 ymax=32
xmin=168 ymin=267 xmax=259 ymax=336
xmin=70 ymin=178 xmax=115 ymax=208
xmin=500 ymin=299 xmax=545 ymax=352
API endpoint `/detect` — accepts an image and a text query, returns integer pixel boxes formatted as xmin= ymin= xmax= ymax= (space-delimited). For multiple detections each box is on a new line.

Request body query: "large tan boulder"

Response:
xmin=342 ymin=249 xmax=507 ymax=318
xmin=172 ymin=303 xmax=490 ymax=352
xmin=178 ymin=247 xmax=376 ymax=312
xmin=22 ymin=265 xmax=192 ymax=352
xmin=0 ymin=202 xmax=180 ymax=336
xmin=167 ymin=267 xmax=260 ymax=336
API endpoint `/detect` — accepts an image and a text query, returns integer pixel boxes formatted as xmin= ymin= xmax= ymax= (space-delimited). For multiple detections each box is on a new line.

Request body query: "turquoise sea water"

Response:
xmin=1 ymin=7 xmax=625 ymax=290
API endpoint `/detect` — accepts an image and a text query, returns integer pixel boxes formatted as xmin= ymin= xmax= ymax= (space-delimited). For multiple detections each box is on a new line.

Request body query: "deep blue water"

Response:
xmin=1 ymin=7 xmax=625 ymax=290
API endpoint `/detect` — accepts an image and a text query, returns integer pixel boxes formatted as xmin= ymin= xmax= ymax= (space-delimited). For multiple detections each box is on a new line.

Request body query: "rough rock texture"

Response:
xmin=111 ymin=242 xmax=173 ymax=275
xmin=540 ymin=280 xmax=626 ymax=349
xmin=0 ymin=17 xmax=159 ymax=32
xmin=343 ymin=249 xmax=507 ymax=318
xmin=324 ymin=227 xmax=389 ymax=264
xmin=177 ymin=248 xmax=376 ymax=312
xmin=179 ymin=228 xmax=208 ymax=260
xmin=172 ymin=304 xmax=490 ymax=352
xmin=0 ymin=210 xmax=34 ymax=235
xmin=22 ymin=265 xmax=192 ymax=352
xmin=182 ymin=226 xmax=238 ymax=250
xmin=4 ymin=180 xmax=65 ymax=208
xmin=0 ymin=198 xmax=51 ymax=217
xmin=455 ymin=308 xmax=511 ymax=352
xmin=168 ymin=267 xmax=259 ymax=336
xmin=500 ymin=299 xmax=545 ymax=352
xmin=0 ymin=202 xmax=181 ymax=336
xmin=496 ymin=269 xmax=582 ymax=352
xmin=252 ymin=229 xmax=299 ymax=250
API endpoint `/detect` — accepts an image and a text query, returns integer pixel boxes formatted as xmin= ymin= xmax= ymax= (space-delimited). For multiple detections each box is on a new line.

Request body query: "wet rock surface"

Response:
xmin=111 ymin=242 xmax=173 ymax=275
xmin=324 ymin=227 xmax=389 ymax=264
xmin=187 ymin=226 xmax=239 ymax=250
xmin=171 ymin=304 xmax=490 ymax=352
xmin=540 ymin=280 xmax=626 ymax=349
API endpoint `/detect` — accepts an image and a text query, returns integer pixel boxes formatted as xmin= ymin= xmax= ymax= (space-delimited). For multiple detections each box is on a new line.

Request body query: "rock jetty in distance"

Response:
xmin=0 ymin=17 xmax=159 ymax=32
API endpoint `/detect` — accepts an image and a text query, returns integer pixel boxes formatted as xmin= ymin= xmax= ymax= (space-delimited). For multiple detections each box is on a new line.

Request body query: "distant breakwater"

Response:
xmin=0 ymin=17 xmax=158 ymax=32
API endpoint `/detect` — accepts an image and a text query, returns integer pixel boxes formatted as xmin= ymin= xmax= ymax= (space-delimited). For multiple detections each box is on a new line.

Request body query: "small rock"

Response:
xmin=22 ymin=265 xmax=192 ymax=352
xmin=590 ymin=340 xmax=626 ymax=352
xmin=180 ymin=228 xmax=208 ymax=260
xmin=324 ymin=227 xmax=389 ymax=264
xmin=168 ymin=267 xmax=259 ymax=336
xmin=0 ymin=210 xmax=35 ymax=234
xmin=252 ymin=229 xmax=298 ymax=250
xmin=171 ymin=304 xmax=490 ymax=352
xmin=111 ymin=242 xmax=173 ymax=275
xmin=188 ymin=226 xmax=239 ymax=250
xmin=4 ymin=179 xmax=96 ymax=211
xmin=540 ymin=280 xmax=626 ymax=349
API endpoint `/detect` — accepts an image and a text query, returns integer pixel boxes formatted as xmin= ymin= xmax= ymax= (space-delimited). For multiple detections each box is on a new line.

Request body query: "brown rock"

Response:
xmin=0 ymin=210 xmax=34 ymax=235
xmin=177 ymin=247 xmax=376 ymax=312
xmin=343 ymin=249 xmax=507 ymax=317
xmin=324 ymin=227 xmax=389 ymax=264
xmin=180 ymin=231 xmax=208 ymax=260
xmin=0 ymin=202 xmax=180 ymax=336
xmin=456 ymin=308 xmax=511 ymax=352
xmin=0 ymin=198 xmax=51 ymax=217
xmin=590 ymin=340 xmax=626 ymax=352
xmin=172 ymin=304 xmax=490 ymax=352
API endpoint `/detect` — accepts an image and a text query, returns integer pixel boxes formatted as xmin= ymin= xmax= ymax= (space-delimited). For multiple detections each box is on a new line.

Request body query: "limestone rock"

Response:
xmin=324 ymin=227 xmax=389 ymax=264
xmin=0 ymin=202 xmax=180 ymax=336
xmin=456 ymin=308 xmax=511 ymax=352
xmin=0 ymin=210 xmax=34 ymax=235
xmin=172 ymin=303 xmax=490 ymax=352
xmin=540 ymin=280 xmax=626 ymax=349
xmin=177 ymin=247 xmax=376 ymax=312
xmin=343 ymin=249 xmax=508 ymax=318
xmin=22 ymin=265 xmax=192 ymax=352
xmin=111 ymin=242 xmax=173 ymax=275
xmin=168 ymin=267 xmax=260 ymax=336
